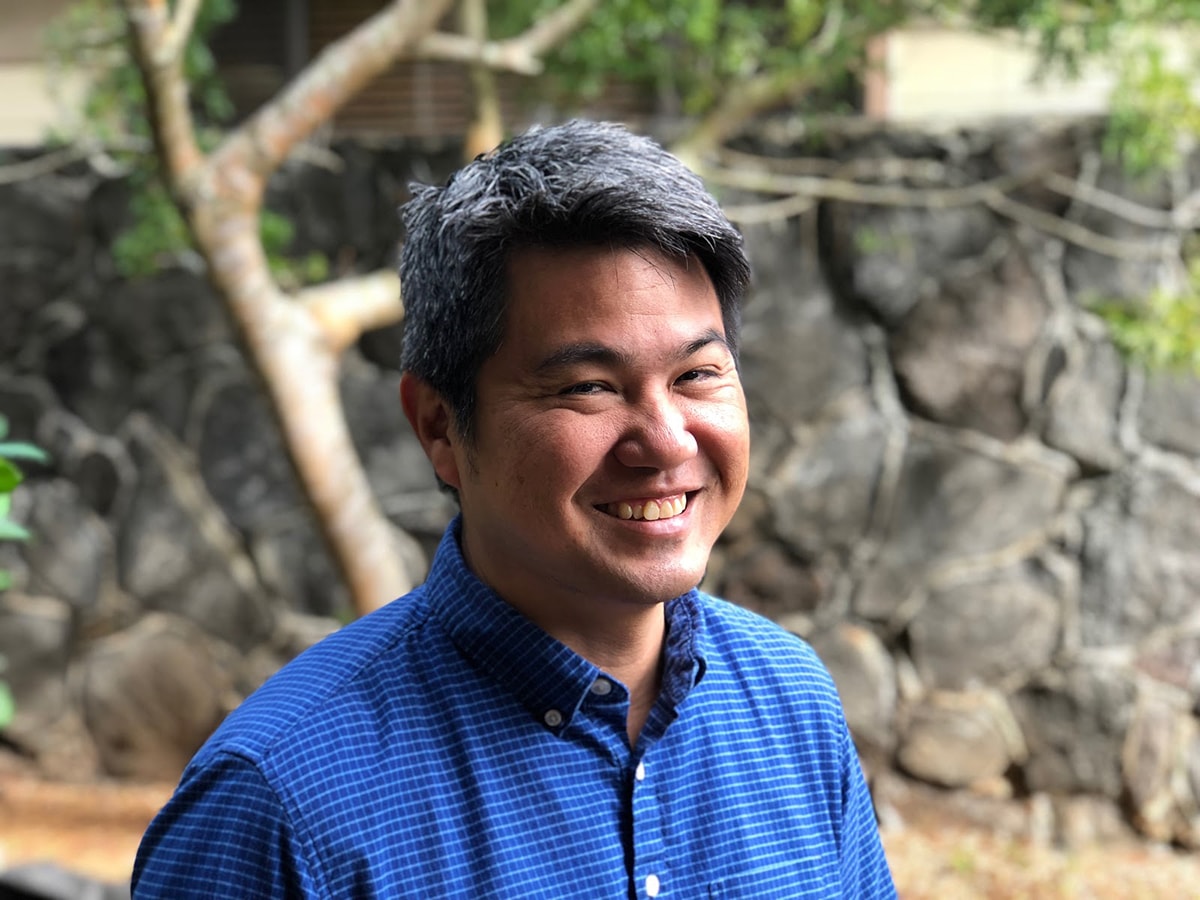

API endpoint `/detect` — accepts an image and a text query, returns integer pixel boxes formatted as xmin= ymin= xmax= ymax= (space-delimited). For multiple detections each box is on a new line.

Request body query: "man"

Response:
xmin=133 ymin=120 xmax=896 ymax=898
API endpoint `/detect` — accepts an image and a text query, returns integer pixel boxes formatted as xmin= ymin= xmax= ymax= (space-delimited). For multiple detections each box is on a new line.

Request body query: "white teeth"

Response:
xmin=607 ymin=494 xmax=688 ymax=521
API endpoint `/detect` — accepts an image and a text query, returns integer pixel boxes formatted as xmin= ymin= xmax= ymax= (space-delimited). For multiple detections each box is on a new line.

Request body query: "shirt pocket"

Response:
xmin=707 ymin=859 xmax=834 ymax=899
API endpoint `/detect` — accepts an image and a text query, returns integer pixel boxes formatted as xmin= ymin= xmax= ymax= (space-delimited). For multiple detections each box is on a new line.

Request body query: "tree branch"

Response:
xmin=0 ymin=145 xmax=90 ymax=184
xmin=119 ymin=0 xmax=204 ymax=190
xmin=415 ymin=32 xmax=543 ymax=76
xmin=722 ymin=193 xmax=816 ymax=224
xmin=416 ymin=0 xmax=600 ymax=77
xmin=705 ymin=160 xmax=1169 ymax=259
xmin=984 ymin=192 xmax=1168 ymax=261
xmin=1042 ymin=171 xmax=1184 ymax=230
xmin=216 ymin=0 xmax=455 ymax=179
xmin=157 ymin=0 xmax=202 ymax=66
xmin=673 ymin=68 xmax=822 ymax=165
xmin=700 ymin=162 xmax=1035 ymax=207
xmin=505 ymin=0 xmax=599 ymax=58
xmin=300 ymin=271 xmax=404 ymax=354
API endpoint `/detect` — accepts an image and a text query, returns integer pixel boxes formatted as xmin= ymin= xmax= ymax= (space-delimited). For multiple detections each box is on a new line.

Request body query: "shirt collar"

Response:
xmin=424 ymin=517 xmax=707 ymax=734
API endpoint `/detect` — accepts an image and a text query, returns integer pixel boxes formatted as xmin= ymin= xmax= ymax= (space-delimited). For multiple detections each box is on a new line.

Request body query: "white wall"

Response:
xmin=0 ymin=0 xmax=81 ymax=146
xmin=874 ymin=25 xmax=1199 ymax=124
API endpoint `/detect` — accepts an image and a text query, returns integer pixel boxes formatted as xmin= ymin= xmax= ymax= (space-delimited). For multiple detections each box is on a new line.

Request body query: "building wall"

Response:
xmin=873 ymin=25 xmax=1199 ymax=123
xmin=0 ymin=0 xmax=76 ymax=146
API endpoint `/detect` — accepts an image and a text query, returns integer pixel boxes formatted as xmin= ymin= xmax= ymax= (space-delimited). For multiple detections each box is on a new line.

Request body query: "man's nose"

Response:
xmin=612 ymin=394 xmax=698 ymax=470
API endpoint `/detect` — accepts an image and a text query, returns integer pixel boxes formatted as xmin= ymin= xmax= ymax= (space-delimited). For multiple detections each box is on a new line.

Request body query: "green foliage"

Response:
xmin=47 ymin=0 xmax=326 ymax=286
xmin=493 ymin=0 xmax=897 ymax=115
xmin=0 ymin=675 xmax=12 ymax=730
xmin=261 ymin=211 xmax=331 ymax=291
xmin=0 ymin=415 xmax=49 ymax=731
xmin=1095 ymin=260 xmax=1200 ymax=373
xmin=111 ymin=182 xmax=195 ymax=277
xmin=0 ymin=415 xmax=50 ymax=573
xmin=44 ymin=0 xmax=235 ymax=147
xmin=1106 ymin=42 xmax=1200 ymax=175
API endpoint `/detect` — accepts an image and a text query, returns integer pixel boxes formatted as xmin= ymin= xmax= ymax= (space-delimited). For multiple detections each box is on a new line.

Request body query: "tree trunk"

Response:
xmin=119 ymin=0 xmax=596 ymax=616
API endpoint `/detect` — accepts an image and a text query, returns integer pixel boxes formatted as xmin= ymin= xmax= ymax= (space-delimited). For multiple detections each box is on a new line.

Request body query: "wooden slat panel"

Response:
xmin=213 ymin=0 xmax=659 ymax=140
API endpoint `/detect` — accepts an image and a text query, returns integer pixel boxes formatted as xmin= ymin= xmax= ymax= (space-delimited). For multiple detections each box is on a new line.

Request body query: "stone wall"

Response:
xmin=2 ymin=119 xmax=1198 ymax=846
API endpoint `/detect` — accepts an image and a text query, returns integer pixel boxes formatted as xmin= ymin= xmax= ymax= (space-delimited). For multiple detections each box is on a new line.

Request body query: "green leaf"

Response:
xmin=0 ymin=682 xmax=14 ymax=730
xmin=0 ymin=569 xmax=10 ymax=592
xmin=0 ymin=442 xmax=50 ymax=464
xmin=0 ymin=519 xmax=31 ymax=542
xmin=0 ymin=459 xmax=23 ymax=493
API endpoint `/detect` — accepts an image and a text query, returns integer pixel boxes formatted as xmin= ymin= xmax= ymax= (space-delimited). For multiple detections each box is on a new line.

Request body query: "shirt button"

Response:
xmin=635 ymin=761 xmax=646 ymax=782
xmin=645 ymin=873 xmax=661 ymax=897
xmin=543 ymin=709 xmax=563 ymax=727
xmin=590 ymin=677 xmax=613 ymax=696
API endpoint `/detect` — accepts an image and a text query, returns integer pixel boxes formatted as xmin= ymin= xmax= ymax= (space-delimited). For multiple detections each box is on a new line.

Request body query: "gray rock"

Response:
xmin=709 ymin=540 xmax=826 ymax=623
xmin=0 ymin=862 xmax=128 ymax=900
xmin=1138 ymin=370 xmax=1200 ymax=458
xmin=1121 ymin=691 xmax=1186 ymax=843
xmin=769 ymin=395 xmax=890 ymax=558
xmin=896 ymin=689 xmax=1023 ymax=788
xmin=808 ymin=623 xmax=897 ymax=752
xmin=1014 ymin=665 xmax=1136 ymax=797
xmin=890 ymin=248 xmax=1045 ymax=440
xmin=823 ymin=202 xmax=998 ymax=327
xmin=1079 ymin=470 xmax=1200 ymax=646
xmin=76 ymin=613 xmax=236 ymax=780
xmin=856 ymin=434 xmax=1070 ymax=620
xmin=908 ymin=564 xmax=1061 ymax=690
xmin=1041 ymin=338 xmax=1126 ymax=472
xmin=0 ymin=593 xmax=72 ymax=718
xmin=1181 ymin=729 xmax=1200 ymax=848
xmin=193 ymin=370 xmax=302 ymax=534
xmin=739 ymin=218 xmax=869 ymax=423
xmin=118 ymin=415 xmax=276 ymax=648
xmin=20 ymin=480 xmax=132 ymax=633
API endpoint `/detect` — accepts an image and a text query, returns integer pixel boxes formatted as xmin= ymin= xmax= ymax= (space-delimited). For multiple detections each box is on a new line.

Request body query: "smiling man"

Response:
xmin=133 ymin=120 xmax=896 ymax=898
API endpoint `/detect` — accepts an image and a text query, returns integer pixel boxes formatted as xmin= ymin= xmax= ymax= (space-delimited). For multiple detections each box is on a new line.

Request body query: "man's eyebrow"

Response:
xmin=534 ymin=329 xmax=731 ymax=375
xmin=534 ymin=343 xmax=630 ymax=375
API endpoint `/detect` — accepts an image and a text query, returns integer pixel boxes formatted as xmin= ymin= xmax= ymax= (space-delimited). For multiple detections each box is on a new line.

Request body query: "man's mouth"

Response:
xmin=602 ymin=493 xmax=689 ymax=521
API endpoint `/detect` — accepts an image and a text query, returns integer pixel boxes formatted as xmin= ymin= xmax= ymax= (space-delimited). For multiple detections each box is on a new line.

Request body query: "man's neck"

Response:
xmin=531 ymin=602 xmax=667 ymax=747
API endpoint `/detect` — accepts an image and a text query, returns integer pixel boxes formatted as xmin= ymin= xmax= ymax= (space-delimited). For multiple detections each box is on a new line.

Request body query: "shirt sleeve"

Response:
xmin=838 ymin=727 xmax=899 ymax=898
xmin=132 ymin=750 xmax=322 ymax=899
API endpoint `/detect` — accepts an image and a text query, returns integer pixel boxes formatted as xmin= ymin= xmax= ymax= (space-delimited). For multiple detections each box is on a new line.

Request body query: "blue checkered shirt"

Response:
xmin=133 ymin=519 xmax=895 ymax=898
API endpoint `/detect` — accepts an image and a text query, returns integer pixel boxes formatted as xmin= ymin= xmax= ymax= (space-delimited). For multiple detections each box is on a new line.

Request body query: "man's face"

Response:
xmin=432 ymin=244 xmax=749 ymax=624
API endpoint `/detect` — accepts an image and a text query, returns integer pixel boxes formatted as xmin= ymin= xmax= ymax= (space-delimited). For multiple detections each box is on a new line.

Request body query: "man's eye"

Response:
xmin=561 ymin=382 xmax=606 ymax=395
xmin=677 ymin=368 xmax=716 ymax=383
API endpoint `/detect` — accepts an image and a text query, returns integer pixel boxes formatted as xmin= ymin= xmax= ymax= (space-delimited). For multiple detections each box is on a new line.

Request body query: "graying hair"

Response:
xmin=399 ymin=119 xmax=751 ymax=441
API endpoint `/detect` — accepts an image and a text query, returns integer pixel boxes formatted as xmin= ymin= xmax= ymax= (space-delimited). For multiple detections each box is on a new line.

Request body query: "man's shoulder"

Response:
xmin=697 ymin=591 xmax=820 ymax=659
xmin=695 ymin=591 xmax=840 ymax=700
xmin=197 ymin=585 xmax=438 ymax=767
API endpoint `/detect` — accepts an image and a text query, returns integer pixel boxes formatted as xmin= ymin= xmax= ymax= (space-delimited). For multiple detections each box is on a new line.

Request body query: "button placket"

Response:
xmin=631 ymin=754 xmax=663 ymax=900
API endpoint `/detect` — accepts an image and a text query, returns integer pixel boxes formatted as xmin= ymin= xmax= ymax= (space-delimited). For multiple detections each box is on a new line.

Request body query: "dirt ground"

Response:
xmin=1 ymin=771 xmax=1198 ymax=897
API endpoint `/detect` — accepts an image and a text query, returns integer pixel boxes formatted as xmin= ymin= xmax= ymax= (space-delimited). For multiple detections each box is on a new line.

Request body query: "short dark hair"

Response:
xmin=399 ymin=119 xmax=751 ymax=440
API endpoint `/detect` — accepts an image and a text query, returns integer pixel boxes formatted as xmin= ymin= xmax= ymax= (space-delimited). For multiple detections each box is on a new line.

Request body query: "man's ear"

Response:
xmin=400 ymin=373 xmax=463 ymax=491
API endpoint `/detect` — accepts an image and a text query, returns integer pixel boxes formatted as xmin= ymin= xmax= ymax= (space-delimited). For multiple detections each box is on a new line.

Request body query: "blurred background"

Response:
xmin=1 ymin=2 xmax=1199 ymax=896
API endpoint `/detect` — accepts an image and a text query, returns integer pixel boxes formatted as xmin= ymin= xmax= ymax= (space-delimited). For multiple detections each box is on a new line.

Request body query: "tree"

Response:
xmin=56 ymin=0 xmax=597 ymax=617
